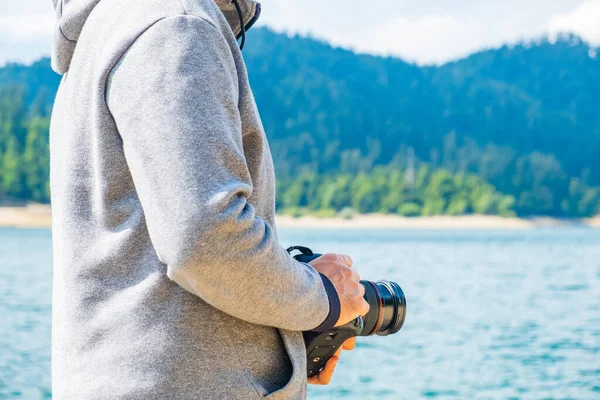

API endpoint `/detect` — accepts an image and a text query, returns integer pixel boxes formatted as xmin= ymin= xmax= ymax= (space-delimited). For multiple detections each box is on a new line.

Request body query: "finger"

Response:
xmin=343 ymin=337 xmax=356 ymax=350
xmin=334 ymin=346 xmax=343 ymax=357
xmin=350 ymin=268 xmax=361 ymax=282
xmin=340 ymin=254 xmax=353 ymax=267
xmin=348 ymin=280 xmax=364 ymax=297
xmin=357 ymin=298 xmax=370 ymax=316
xmin=316 ymin=355 xmax=340 ymax=385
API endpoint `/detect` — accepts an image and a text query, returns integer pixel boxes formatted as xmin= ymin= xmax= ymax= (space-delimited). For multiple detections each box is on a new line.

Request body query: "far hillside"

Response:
xmin=0 ymin=28 xmax=598 ymax=217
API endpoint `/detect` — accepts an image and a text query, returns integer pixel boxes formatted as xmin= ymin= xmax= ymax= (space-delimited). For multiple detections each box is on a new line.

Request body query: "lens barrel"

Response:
xmin=360 ymin=280 xmax=406 ymax=337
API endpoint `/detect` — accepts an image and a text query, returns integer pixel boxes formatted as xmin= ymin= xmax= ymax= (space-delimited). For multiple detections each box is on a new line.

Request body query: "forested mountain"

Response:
xmin=0 ymin=28 xmax=598 ymax=217
xmin=0 ymin=58 xmax=59 ymax=203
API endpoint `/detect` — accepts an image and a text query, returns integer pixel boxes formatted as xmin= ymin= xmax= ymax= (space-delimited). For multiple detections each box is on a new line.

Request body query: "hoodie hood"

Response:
xmin=213 ymin=0 xmax=261 ymax=39
xmin=51 ymin=0 xmax=261 ymax=74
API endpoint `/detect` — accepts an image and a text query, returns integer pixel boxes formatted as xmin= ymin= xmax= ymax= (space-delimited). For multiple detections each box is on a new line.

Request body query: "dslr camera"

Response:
xmin=288 ymin=246 xmax=407 ymax=377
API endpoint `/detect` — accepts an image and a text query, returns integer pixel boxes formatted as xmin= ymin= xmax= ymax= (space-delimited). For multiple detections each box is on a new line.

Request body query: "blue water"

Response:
xmin=1 ymin=228 xmax=599 ymax=399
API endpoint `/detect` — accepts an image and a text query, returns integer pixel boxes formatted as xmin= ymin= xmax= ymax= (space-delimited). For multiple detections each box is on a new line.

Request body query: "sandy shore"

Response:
xmin=587 ymin=216 xmax=600 ymax=228
xmin=275 ymin=214 xmax=600 ymax=229
xmin=0 ymin=204 xmax=53 ymax=228
xmin=2 ymin=205 xmax=598 ymax=229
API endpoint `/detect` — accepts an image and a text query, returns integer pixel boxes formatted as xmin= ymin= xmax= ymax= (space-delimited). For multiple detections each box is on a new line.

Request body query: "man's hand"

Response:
xmin=309 ymin=254 xmax=370 ymax=327
xmin=307 ymin=338 xmax=356 ymax=385
xmin=307 ymin=254 xmax=368 ymax=385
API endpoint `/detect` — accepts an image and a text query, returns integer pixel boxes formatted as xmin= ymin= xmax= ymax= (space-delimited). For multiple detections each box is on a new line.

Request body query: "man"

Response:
xmin=50 ymin=0 xmax=369 ymax=399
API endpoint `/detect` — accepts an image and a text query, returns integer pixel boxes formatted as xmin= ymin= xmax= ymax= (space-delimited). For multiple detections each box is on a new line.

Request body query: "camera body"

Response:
xmin=289 ymin=246 xmax=407 ymax=377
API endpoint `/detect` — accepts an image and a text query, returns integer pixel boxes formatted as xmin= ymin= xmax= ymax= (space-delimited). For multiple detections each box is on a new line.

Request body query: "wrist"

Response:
xmin=312 ymin=272 xmax=341 ymax=332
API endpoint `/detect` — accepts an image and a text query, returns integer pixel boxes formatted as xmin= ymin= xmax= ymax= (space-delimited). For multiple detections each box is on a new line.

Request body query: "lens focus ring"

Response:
xmin=376 ymin=280 xmax=407 ymax=336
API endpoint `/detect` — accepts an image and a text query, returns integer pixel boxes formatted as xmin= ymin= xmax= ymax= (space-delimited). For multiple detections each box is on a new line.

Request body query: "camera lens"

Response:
xmin=359 ymin=280 xmax=406 ymax=337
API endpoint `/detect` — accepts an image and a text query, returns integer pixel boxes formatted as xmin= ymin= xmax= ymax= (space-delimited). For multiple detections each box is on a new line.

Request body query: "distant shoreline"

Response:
xmin=276 ymin=214 xmax=600 ymax=230
xmin=0 ymin=204 xmax=53 ymax=229
xmin=2 ymin=204 xmax=599 ymax=230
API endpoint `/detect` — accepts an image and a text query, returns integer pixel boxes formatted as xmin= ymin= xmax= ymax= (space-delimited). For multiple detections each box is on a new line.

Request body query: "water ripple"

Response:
xmin=2 ymin=228 xmax=600 ymax=399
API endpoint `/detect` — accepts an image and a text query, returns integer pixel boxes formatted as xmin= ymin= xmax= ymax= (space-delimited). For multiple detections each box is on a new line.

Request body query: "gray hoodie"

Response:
xmin=49 ymin=0 xmax=338 ymax=398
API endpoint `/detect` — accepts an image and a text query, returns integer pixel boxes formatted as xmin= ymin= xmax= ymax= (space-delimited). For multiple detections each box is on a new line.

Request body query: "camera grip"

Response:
xmin=303 ymin=318 xmax=364 ymax=377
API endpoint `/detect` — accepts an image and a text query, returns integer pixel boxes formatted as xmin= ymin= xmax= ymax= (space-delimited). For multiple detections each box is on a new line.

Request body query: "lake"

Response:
xmin=1 ymin=227 xmax=599 ymax=399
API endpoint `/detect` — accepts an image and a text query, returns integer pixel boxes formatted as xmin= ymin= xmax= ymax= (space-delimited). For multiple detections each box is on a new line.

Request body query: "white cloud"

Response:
xmin=259 ymin=9 xmax=501 ymax=65
xmin=0 ymin=1 xmax=54 ymax=66
xmin=548 ymin=0 xmax=600 ymax=45
xmin=0 ymin=14 xmax=55 ymax=40
xmin=343 ymin=15 xmax=484 ymax=65
xmin=257 ymin=0 xmax=592 ymax=65
xmin=1 ymin=0 xmax=599 ymax=66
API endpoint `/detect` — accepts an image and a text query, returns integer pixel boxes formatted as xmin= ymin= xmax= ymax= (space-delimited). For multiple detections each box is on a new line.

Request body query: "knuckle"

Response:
xmin=343 ymin=255 xmax=353 ymax=266
xmin=340 ymin=265 xmax=352 ymax=280
xmin=339 ymin=267 xmax=350 ymax=279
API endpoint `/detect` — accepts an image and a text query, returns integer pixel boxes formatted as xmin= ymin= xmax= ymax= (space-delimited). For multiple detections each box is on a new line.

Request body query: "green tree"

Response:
xmin=1 ymin=136 xmax=23 ymax=198
xmin=22 ymin=117 xmax=50 ymax=202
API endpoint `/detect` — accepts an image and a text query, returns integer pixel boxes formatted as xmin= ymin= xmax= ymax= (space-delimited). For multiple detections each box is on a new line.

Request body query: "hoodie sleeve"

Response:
xmin=106 ymin=15 xmax=337 ymax=331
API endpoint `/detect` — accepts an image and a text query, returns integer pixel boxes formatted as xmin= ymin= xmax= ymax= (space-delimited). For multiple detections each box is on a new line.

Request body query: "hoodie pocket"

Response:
xmin=263 ymin=329 xmax=307 ymax=400
xmin=230 ymin=324 xmax=299 ymax=399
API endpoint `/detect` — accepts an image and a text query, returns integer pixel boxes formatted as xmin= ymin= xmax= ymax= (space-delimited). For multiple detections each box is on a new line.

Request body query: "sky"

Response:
xmin=1 ymin=0 xmax=599 ymax=66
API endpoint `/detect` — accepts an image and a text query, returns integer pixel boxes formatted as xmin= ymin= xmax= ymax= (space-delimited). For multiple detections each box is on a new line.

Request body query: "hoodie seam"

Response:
xmin=58 ymin=23 xmax=78 ymax=44
xmin=56 ymin=0 xmax=101 ymax=43
xmin=55 ymin=0 xmax=77 ymax=43
xmin=177 ymin=1 xmax=219 ymax=31
xmin=104 ymin=14 xmax=223 ymax=78
xmin=104 ymin=14 xmax=225 ymax=114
